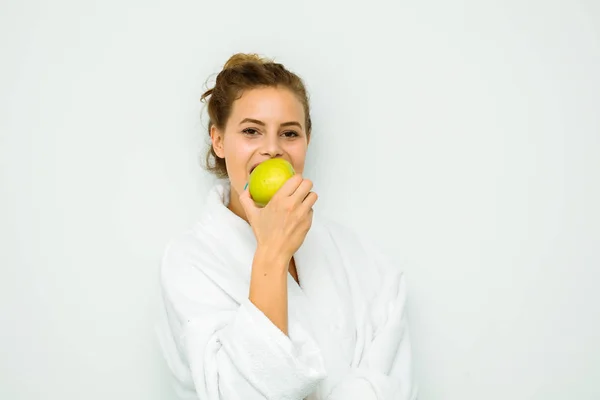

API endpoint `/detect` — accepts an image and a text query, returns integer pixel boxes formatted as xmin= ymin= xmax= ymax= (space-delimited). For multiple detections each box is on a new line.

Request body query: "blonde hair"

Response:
xmin=200 ymin=53 xmax=312 ymax=178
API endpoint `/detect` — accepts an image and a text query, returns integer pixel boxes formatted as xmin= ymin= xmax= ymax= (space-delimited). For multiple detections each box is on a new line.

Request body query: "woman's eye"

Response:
xmin=242 ymin=128 xmax=258 ymax=135
xmin=242 ymin=128 xmax=298 ymax=137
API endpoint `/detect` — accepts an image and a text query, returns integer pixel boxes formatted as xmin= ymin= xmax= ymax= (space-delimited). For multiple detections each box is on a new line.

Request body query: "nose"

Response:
xmin=259 ymin=134 xmax=284 ymax=158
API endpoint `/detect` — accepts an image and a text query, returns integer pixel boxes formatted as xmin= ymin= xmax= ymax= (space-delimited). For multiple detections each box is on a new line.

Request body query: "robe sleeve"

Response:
xmin=326 ymin=232 xmax=418 ymax=400
xmin=157 ymin=236 xmax=326 ymax=400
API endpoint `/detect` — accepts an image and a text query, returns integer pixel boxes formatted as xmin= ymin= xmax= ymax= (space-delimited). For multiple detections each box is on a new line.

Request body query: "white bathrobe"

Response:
xmin=156 ymin=180 xmax=417 ymax=400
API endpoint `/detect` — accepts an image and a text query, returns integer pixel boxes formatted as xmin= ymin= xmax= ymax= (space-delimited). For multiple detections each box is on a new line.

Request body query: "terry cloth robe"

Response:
xmin=155 ymin=179 xmax=418 ymax=400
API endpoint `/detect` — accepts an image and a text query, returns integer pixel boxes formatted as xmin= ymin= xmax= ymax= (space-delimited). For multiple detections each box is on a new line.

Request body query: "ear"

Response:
xmin=210 ymin=125 xmax=225 ymax=158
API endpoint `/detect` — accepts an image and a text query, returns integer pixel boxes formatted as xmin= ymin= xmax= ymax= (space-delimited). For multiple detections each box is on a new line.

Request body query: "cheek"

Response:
xmin=289 ymin=144 xmax=308 ymax=173
xmin=223 ymin=137 xmax=254 ymax=179
xmin=224 ymin=136 xmax=250 ymax=160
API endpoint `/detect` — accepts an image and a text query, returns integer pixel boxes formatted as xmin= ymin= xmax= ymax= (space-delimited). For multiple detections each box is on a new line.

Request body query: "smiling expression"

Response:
xmin=210 ymin=86 xmax=311 ymax=216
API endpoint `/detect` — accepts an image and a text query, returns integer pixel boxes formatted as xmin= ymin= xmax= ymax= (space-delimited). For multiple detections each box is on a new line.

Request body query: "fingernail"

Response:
xmin=244 ymin=182 xmax=248 ymax=190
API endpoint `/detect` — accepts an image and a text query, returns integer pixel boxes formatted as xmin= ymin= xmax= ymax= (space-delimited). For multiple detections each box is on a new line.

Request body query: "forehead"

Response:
xmin=230 ymin=86 xmax=305 ymax=124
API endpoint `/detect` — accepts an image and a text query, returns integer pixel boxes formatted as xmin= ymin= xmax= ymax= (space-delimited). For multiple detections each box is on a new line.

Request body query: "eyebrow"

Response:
xmin=239 ymin=118 xmax=302 ymax=129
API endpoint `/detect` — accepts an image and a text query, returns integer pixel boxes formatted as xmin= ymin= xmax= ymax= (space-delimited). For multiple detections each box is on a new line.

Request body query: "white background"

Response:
xmin=1 ymin=0 xmax=599 ymax=399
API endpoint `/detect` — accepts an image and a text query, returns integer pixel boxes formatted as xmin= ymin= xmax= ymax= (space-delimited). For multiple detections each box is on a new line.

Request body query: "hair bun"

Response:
xmin=223 ymin=53 xmax=272 ymax=69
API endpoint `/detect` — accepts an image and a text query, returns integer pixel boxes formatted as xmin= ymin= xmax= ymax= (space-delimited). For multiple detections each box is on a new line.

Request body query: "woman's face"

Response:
xmin=211 ymin=86 xmax=310 ymax=201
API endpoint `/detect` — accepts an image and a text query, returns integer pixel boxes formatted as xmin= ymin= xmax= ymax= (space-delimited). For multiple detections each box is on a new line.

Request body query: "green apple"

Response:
xmin=249 ymin=159 xmax=295 ymax=206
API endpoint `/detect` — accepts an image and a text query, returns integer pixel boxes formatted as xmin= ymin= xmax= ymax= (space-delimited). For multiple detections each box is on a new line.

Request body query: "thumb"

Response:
xmin=238 ymin=182 xmax=258 ymax=220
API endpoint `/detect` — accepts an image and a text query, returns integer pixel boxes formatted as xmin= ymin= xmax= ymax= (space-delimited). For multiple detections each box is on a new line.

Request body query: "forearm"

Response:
xmin=248 ymin=246 xmax=290 ymax=335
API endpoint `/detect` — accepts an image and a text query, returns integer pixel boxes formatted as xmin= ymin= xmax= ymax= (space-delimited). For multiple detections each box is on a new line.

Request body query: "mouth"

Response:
xmin=249 ymin=163 xmax=260 ymax=174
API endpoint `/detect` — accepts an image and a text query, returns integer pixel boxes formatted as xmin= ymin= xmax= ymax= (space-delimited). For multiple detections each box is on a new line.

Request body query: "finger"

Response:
xmin=239 ymin=182 xmax=259 ymax=219
xmin=272 ymin=174 xmax=303 ymax=199
xmin=304 ymin=208 xmax=315 ymax=230
xmin=298 ymin=191 xmax=318 ymax=213
xmin=291 ymin=179 xmax=314 ymax=205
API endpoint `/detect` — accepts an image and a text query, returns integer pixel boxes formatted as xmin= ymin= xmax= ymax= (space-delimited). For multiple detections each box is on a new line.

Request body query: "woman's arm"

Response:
xmin=248 ymin=246 xmax=290 ymax=335
xmin=158 ymin=177 xmax=322 ymax=399
xmin=157 ymin=239 xmax=326 ymax=400
xmin=242 ymin=175 xmax=317 ymax=337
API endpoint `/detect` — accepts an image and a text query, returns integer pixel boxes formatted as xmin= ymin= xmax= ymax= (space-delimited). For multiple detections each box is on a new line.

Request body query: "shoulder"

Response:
xmin=160 ymin=227 xmax=204 ymax=290
xmin=159 ymin=220 xmax=227 ymax=291
xmin=159 ymin=224 xmax=247 ymax=317
xmin=161 ymin=224 xmax=210 ymax=274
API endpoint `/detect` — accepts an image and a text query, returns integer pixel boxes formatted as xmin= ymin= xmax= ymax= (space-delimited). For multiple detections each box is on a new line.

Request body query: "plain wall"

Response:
xmin=1 ymin=0 xmax=599 ymax=399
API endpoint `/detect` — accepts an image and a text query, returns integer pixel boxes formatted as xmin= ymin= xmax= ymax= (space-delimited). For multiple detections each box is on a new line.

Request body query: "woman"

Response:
xmin=156 ymin=53 xmax=418 ymax=400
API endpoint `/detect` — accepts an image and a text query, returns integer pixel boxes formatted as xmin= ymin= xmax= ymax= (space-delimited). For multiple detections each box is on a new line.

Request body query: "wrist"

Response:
xmin=254 ymin=245 xmax=290 ymax=270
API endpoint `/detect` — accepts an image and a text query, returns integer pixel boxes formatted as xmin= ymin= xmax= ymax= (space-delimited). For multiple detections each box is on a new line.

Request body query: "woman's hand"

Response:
xmin=239 ymin=175 xmax=318 ymax=264
xmin=242 ymin=175 xmax=317 ymax=335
